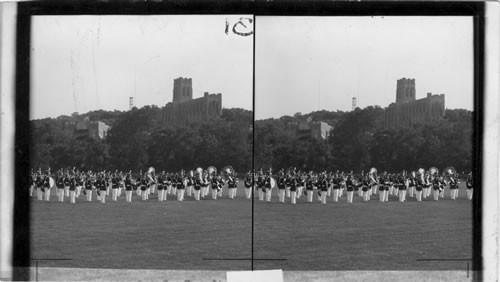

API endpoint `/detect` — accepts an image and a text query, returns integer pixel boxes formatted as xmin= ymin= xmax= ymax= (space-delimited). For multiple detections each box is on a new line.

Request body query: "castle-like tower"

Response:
xmin=385 ymin=78 xmax=445 ymax=128
xmin=395 ymin=78 xmax=416 ymax=104
xmin=163 ymin=77 xmax=222 ymax=127
xmin=172 ymin=77 xmax=193 ymax=103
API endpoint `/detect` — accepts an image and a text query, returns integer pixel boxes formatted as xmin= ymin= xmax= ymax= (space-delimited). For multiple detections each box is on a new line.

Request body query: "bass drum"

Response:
xmin=49 ymin=177 xmax=55 ymax=188
xmin=270 ymin=177 xmax=276 ymax=189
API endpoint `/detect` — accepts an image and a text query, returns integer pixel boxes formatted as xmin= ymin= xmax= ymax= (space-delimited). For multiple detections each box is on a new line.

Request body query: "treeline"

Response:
xmin=31 ymin=107 xmax=253 ymax=173
xmin=254 ymin=107 xmax=473 ymax=173
xmin=31 ymin=106 xmax=473 ymax=174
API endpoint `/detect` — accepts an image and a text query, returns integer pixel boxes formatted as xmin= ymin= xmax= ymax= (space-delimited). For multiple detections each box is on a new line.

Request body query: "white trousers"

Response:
xmin=363 ymin=190 xmax=370 ymax=201
xmin=306 ymin=190 xmax=313 ymax=202
xmin=423 ymin=188 xmax=428 ymax=198
xmin=297 ymin=187 xmax=303 ymax=198
xmin=340 ymin=188 xmax=344 ymax=197
xmin=371 ymin=185 xmax=377 ymax=195
xmin=285 ymin=187 xmax=290 ymax=198
xmin=320 ymin=191 xmax=327 ymax=204
xmin=450 ymin=189 xmax=457 ymax=200
xmin=158 ymin=189 xmax=165 ymax=201
xmin=358 ymin=189 xmax=363 ymax=197
xmin=146 ymin=188 xmax=150 ymax=199
xmin=384 ymin=189 xmax=389 ymax=202
xmin=86 ymin=190 xmax=92 ymax=202
xmin=291 ymin=191 xmax=297 ymax=204
xmin=64 ymin=186 xmax=70 ymax=197
xmin=278 ymin=189 xmax=285 ymax=203
xmin=37 ymin=189 xmax=43 ymax=200
xmin=399 ymin=190 xmax=407 ymax=202
xmin=45 ymin=188 xmax=51 ymax=201
xmin=100 ymin=191 xmax=106 ymax=203
xmin=379 ymin=190 xmax=386 ymax=202
xmin=163 ymin=188 xmax=167 ymax=201
xmin=172 ymin=187 xmax=177 ymax=196
xmin=266 ymin=190 xmax=272 ymax=202
xmin=416 ymin=190 xmax=422 ymax=202
xmin=194 ymin=189 xmax=201 ymax=201
xmin=466 ymin=189 xmax=473 ymax=200
xmin=126 ymin=190 xmax=132 ymax=202
xmin=177 ymin=189 xmax=185 ymax=201
xmin=30 ymin=186 xmax=34 ymax=197
xmin=245 ymin=188 xmax=252 ymax=199
xmin=212 ymin=189 xmax=218 ymax=200
xmin=187 ymin=186 xmax=193 ymax=197
xmin=394 ymin=188 xmax=399 ymax=196
xmin=112 ymin=188 xmax=118 ymax=201
xmin=228 ymin=188 xmax=236 ymax=199
xmin=70 ymin=191 xmax=76 ymax=203
xmin=332 ymin=189 xmax=339 ymax=202
xmin=327 ymin=187 xmax=331 ymax=197
xmin=426 ymin=187 xmax=432 ymax=197
xmin=76 ymin=186 xmax=81 ymax=197
xmin=409 ymin=187 xmax=415 ymax=197
xmin=258 ymin=189 xmax=264 ymax=201
xmin=389 ymin=185 xmax=394 ymax=195
xmin=136 ymin=189 xmax=141 ymax=196
xmin=347 ymin=191 xmax=354 ymax=203
xmin=440 ymin=190 xmax=444 ymax=198
xmin=141 ymin=190 xmax=148 ymax=200
xmin=433 ymin=190 xmax=440 ymax=201
xmin=58 ymin=188 xmax=65 ymax=202
xmin=151 ymin=184 xmax=156 ymax=195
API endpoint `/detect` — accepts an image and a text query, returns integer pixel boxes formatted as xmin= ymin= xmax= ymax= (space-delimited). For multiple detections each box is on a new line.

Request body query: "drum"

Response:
xmin=49 ymin=177 xmax=55 ymax=188
xmin=270 ymin=177 xmax=276 ymax=189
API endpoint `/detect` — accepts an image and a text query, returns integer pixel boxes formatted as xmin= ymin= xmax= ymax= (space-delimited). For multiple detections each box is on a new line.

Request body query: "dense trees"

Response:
xmin=30 ymin=105 xmax=473 ymax=174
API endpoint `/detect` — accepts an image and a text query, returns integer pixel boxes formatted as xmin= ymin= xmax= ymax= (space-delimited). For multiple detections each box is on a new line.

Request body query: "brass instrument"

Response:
xmin=207 ymin=166 xmax=217 ymax=177
xmin=221 ymin=166 xmax=234 ymax=180
xmin=429 ymin=167 xmax=439 ymax=177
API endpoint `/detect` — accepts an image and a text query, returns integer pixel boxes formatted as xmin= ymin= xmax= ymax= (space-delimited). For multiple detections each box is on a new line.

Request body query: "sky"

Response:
xmin=31 ymin=16 xmax=473 ymax=120
xmin=255 ymin=16 xmax=473 ymax=120
xmin=31 ymin=15 xmax=253 ymax=119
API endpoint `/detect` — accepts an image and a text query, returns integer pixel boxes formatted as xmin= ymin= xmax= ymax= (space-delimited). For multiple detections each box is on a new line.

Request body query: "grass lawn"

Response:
xmin=31 ymin=182 xmax=472 ymax=271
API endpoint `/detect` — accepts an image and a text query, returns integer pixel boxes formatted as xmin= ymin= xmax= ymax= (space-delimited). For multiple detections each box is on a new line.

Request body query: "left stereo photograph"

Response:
xmin=29 ymin=15 xmax=254 ymax=275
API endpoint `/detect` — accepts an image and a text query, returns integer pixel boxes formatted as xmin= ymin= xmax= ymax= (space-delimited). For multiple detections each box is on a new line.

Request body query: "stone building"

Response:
xmin=384 ymin=78 xmax=445 ymax=128
xmin=162 ymin=77 xmax=222 ymax=127
xmin=74 ymin=116 xmax=110 ymax=139
xmin=287 ymin=117 xmax=333 ymax=140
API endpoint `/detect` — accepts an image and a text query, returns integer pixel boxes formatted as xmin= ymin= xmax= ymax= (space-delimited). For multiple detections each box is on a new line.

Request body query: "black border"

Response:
xmin=14 ymin=1 xmax=485 ymax=281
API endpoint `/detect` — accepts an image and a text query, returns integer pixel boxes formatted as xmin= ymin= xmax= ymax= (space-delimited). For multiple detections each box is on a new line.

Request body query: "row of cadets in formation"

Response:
xmin=252 ymin=167 xmax=473 ymax=204
xmin=29 ymin=166 xmax=473 ymax=204
xmin=29 ymin=166 xmax=248 ymax=203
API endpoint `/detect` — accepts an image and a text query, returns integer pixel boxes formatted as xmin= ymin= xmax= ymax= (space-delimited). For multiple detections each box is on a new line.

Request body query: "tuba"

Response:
xmin=369 ymin=167 xmax=378 ymax=185
xmin=221 ymin=166 xmax=234 ymax=180
xmin=429 ymin=167 xmax=439 ymax=178
xmin=207 ymin=166 xmax=217 ymax=177
xmin=443 ymin=166 xmax=456 ymax=181
xmin=147 ymin=167 xmax=155 ymax=174
xmin=196 ymin=167 xmax=203 ymax=175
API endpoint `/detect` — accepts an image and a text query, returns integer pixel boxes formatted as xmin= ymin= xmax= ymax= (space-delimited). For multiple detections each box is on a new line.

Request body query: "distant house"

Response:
xmin=75 ymin=116 xmax=110 ymax=139
xmin=287 ymin=117 xmax=333 ymax=140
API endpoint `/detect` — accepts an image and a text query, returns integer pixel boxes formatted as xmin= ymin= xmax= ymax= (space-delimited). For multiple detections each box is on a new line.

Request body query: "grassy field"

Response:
xmin=31 ymin=182 xmax=472 ymax=271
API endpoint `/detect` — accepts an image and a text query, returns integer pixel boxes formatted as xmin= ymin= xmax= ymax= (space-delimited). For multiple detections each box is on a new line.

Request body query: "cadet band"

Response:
xmin=29 ymin=166 xmax=473 ymax=204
